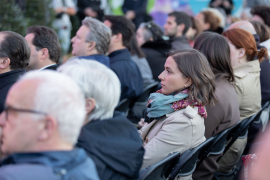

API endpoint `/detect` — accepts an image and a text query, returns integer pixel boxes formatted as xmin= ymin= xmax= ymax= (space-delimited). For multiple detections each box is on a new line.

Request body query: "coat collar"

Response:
xmin=233 ymin=60 xmax=260 ymax=78
xmin=0 ymin=69 xmax=25 ymax=89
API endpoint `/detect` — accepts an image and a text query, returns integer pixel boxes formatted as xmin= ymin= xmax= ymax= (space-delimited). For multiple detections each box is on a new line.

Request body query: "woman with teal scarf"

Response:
xmin=140 ymin=49 xmax=217 ymax=179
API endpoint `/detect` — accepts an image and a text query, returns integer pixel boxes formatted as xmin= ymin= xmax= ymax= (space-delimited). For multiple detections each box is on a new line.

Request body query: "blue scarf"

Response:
xmin=145 ymin=90 xmax=188 ymax=123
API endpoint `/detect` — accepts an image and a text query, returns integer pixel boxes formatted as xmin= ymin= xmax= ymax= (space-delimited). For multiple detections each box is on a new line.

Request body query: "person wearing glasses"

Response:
xmin=0 ymin=71 xmax=99 ymax=180
xmin=136 ymin=21 xmax=171 ymax=81
xmin=0 ymin=31 xmax=30 ymax=114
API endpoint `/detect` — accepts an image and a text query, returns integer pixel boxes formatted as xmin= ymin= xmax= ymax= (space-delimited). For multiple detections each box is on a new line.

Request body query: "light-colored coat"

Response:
xmin=218 ymin=60 xmax=262 ymax=173
xmin=233 ymin=60 xmax=261 ymax=121
xmin=140 ymin=106 xmax=206 ymax=179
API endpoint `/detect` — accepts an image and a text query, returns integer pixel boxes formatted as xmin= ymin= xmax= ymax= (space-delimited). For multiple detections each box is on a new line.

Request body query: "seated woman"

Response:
xmin=140 ymin=49 xmax=217 ymax=179
xmin=58 ymin=60 xmax=145 ymax=180
xmin=136 ymin=21 xmax=171 ymax=81
xmin=217 ymin=28 xmax=268 ymax=173
xmin=193 ymin=32 xmax=240 ymax=180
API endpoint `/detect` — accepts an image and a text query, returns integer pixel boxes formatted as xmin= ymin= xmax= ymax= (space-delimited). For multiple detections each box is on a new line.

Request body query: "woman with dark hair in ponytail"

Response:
xmin=217 ymin=28 xmax=268 ymax=174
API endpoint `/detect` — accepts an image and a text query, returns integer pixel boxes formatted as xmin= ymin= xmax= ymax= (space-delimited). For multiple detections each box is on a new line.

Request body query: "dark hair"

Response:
xmin=128 ymin=35 xmax=145 ymax=58
xmin=168 ymin=11 xmax=191 ymax=35
xmin=223 ymin=28 xmax=268 ymax=62
xmin=26 ymin=26 xmax=61 ymax=63
xmin=201 ymin=11 xmax=220 ymax=31
xmin=168 ymin=49 xmax=218 ymax=106
xmin=139 ymin=21 xmax=164 ymax=41
xmin=194 ymin=32 xmax=235 ymax=82
xmin=104 ymin=15 xmax=135 ymax=47
xmin=250 ymin=20 xmax=270 ymax=42
xmin=0 ymin=31 xmax=30 ymax=70
xmin=251 ymin=6 xmax=270 ymax=27
xmin=190 ymin=16 xmax=203 ymax=39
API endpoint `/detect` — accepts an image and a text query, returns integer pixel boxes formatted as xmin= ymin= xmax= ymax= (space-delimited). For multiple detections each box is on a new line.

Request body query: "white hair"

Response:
xmin=19 ymin=71 xmax=86 ymax=145
xmin=58 ymin=59 xmax=121 ymax=121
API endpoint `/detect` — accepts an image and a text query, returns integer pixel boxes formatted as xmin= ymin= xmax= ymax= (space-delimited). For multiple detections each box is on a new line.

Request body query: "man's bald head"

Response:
xmin=228 ymin=21 xmax=257 ymax=34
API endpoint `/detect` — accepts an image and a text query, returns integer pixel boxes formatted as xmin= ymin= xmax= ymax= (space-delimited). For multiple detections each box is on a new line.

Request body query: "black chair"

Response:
xmin=138 ymin=152 xmax=180 ymax=180
xmin=115 ymin=98 xmax=131 ymax=116
xmin=213 ymin=102 xmax=270 ymax=180
xmin=167 ymin=137 xmax=215 ymax=180
xmin=221 ymin=101 xmax=270 ymax=157
xmin=128 ymin=81 xmax=159 ymax=123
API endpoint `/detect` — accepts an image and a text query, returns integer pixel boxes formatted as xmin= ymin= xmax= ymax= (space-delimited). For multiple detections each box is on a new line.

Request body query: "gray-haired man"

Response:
xmin=70 ymin=17 xmax=111 ymax=67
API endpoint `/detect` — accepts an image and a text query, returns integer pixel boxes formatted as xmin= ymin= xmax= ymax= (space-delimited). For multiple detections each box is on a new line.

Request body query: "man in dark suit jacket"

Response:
xmin=25 ymin=26 xmax=61 ymax=71
xmin=0 ymin=31 xmax=30 ymax=113
xmin=104 ymin=15 xmax=143 ymax=101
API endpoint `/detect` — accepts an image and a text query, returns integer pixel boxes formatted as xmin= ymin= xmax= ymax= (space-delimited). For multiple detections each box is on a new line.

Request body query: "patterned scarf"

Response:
xmin=145 ymin=89 xmax=207 ymax=123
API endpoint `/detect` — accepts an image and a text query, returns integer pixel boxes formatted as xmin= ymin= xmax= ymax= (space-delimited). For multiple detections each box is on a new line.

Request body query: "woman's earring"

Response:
xmin=184 ymin=84 xmax=186 ymax=87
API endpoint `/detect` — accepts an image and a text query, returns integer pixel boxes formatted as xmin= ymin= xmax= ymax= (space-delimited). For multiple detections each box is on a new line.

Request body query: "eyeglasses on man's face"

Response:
xmin=3 ymin=105 xmax=48 ymax=121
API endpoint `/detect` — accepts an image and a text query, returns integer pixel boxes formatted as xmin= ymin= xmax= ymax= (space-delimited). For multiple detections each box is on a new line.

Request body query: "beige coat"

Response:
xmin=233 ymin=60 xmax=261 ymax=121
xmin=140 ymin=105 xmax=206 ymax=179
xmin=218 ymin=60 xmax=262 ymax=173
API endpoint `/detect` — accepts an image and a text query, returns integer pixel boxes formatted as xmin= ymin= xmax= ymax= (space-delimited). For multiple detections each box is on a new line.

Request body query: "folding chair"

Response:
xmin=138 ymin=152 xmax=180 ymax=180
xmin=167 ymin=137 xmax=215 ymax=180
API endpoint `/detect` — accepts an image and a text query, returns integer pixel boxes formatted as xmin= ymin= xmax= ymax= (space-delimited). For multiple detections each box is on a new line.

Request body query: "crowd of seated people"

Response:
xmin=1 ymin=4 xmax=270 ymax=180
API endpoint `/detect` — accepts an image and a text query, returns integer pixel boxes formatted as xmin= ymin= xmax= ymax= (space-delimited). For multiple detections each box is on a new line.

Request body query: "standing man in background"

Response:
xmin=53 ymin=0 xmax=76 ymax=62
xmin=122 ymin=0 xmax=149 ymax=29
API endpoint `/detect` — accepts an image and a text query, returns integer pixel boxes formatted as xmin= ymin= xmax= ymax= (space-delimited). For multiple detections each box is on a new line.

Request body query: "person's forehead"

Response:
xmin=167 ymin=16 xmax=176 ymax=22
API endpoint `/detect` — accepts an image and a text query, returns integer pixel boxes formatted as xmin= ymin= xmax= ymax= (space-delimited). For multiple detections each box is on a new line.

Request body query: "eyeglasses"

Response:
xmin=3 ymin=105 xmax=48 ymax=120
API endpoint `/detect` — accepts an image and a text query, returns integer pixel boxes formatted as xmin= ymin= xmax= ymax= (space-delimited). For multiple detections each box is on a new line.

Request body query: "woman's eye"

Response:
xmin=167 ymin=70 xmax=171 ymax=74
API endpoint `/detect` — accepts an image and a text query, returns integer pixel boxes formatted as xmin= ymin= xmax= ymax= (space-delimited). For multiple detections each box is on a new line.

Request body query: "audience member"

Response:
xmin=0 ymin=31 xmax=30 ymax=113
xmin=163 ymin=11 xmax=191 ymax=50
xmin=217 ymin=28 xmax=267 ymax=173
xmin=186 ymin=17 xmax=202 ymax=47
xmin=209 ymin=0 xmax=234 ymax=15
xmin=204 ymin=8 xmax=226 ymax=34
xmin=137 ymin=21 xmax=171 ymax=81
xmin=77 ymin=0 xmax=104 ymax=22
xmin=25 ymin=26 xmax=61 ymax=71
xmin=195 ymin=10 xmax=221 ymax=33
xmin=52 ymin=0 xmax=76 ymax=57
xmin=193 ymin=32 xmax=240 ymax=180
xmin=0 ymin=71 xmax=99 ymax=180
xmin=122 ymin=0 xmax=148 ymax=29
xmin=250 ymin=20 xmax=270 ymax=55
xmin=69 ymin=17 xmax=111 ymax=67
xmin=128 ymin=35 xmax=154 ymax=87
xmin=140 ymin=49 xmax=217 ymax=180
xmin=104 ymin=15 xmax=143 ymax=101
xmin=58 ymin=60 xmax=145 ymax=180
xmin=251 ymin=6 xmax=270 ymax=27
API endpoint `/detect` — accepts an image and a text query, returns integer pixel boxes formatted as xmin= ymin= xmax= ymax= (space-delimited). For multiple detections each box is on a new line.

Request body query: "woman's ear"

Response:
xmin=238 ymin=48 xmax=246 ymax=60
xmin=185 ymin=77 xmax=193 ymax=88
xmin=85 ymin=97 xmax=96 ymax=114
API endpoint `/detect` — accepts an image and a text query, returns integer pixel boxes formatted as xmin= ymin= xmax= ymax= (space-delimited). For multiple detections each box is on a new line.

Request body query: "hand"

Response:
xmin=223 ymin=0 xmax=231 ymax=8
xmin=84 ymin=7 xmax=97 ymax=18
xmin=125 ymin=10 xmax=136 ymax=20
xmin=138 ymin=118 xmax=145 ymax=128
xmin=212 ymin=0 xmax=222 ymax=7
xmin=55 ymin=7 xmax=63 ymax=14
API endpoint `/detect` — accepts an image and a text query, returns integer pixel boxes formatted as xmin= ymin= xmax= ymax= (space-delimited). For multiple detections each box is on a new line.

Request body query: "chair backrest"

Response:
xmin=221 ymin=101 xmax=270 ymax=157
xmin=115 ymin=98 xmax=131 ymax=116
xmin=167 ymin=137 xmax=215 ymax=180
xmin=138 ymin=152 xmax=181 ymax=180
